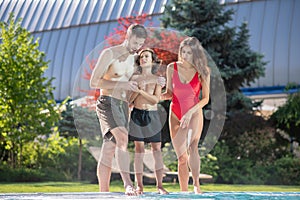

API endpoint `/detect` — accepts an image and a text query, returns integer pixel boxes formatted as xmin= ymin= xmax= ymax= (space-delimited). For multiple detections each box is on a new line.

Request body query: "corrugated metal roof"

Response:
xmin=1 ymin=0 xmax=168 ymax=33
xmin=1 ymin=0 xmax=299 ymax=101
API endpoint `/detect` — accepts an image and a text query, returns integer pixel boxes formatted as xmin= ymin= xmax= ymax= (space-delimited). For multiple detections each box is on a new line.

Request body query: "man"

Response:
xmin=90 ymin=24 xmax=147 ymax=195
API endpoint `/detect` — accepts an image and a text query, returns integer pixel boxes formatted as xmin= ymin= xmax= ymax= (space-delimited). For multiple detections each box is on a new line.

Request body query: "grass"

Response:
xmin=0 ymin=181 xmax=299 ymax=193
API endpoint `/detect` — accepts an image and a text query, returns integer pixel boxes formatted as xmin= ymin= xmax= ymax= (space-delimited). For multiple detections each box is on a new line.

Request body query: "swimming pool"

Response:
xmin=1 ymin=192 xmax=300 ymax=200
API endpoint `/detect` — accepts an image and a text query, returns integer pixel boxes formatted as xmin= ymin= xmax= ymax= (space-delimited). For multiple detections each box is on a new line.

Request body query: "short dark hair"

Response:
xmin=136 ymin=48 xmax=161 ymax=75
xmin=127 ymin=24 xmax=147 ymax=39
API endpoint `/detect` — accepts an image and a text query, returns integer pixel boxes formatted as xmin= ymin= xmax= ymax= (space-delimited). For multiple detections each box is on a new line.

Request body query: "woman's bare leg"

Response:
xmin=134 ymin=141 xmax=145 ymax=194
xmin=187 ymin=113 xmax=203 ymax=194
xmin=177 ymin=153 xmax=189 ymax=191
xmin=169 ymin=112 xmax=189 ymax=191
xmin=151 ymin=142 xmax=169 ymax=194
xmin=189 ymin=139 xmax=201 ymax=193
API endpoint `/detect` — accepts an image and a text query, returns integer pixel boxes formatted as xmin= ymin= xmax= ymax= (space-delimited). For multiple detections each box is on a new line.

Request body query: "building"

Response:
xmin=1 ymin=0 xmax=299 ymax=102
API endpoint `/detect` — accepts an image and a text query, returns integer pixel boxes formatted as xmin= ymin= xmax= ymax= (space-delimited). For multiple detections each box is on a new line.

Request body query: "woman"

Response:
xmin=161 ymin=37 xmax=210 ymax=193
xmin=129 ymin=48 xmax=168 ymax=195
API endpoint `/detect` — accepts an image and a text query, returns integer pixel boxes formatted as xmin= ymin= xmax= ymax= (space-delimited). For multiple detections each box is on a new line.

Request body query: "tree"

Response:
xmin=82 ymin=14 xmax=186 ymax=102
xmin=161 ymin=0 xmax=266 ymax=112
xmin=271 ymin=90 xmax=300 ymax=146
xmin=58 ymin=102 xmax=82 ymax=180
xmin=58 ymin=102 xmax=102 ymax=180
xmin=0 ymin=13 xmax=59 ymax=167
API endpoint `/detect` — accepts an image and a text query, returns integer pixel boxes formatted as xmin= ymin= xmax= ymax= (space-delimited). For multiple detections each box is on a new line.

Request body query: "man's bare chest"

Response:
xmin=108 ymin=58 xmax=135 ymax=78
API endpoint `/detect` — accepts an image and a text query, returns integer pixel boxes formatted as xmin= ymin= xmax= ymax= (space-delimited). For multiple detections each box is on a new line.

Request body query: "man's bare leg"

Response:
xmin=112 ymin=127 xmax=136 ymax=195
xmin=97 ymin=140 xmax=116 ymax=192
xmin=116 ymin=147 xmax=137 ymax=195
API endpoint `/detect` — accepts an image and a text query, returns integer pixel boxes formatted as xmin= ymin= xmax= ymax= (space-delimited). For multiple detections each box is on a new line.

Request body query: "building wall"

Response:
xmin=225 ymin=0 xmax=300 ymax=89
xmin=1 ymin=0 xmax=299 ymax=101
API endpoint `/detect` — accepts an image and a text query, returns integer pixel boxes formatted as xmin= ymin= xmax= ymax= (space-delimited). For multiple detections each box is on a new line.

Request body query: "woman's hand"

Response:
xmin=157 ymin=76 xmax=166 ymax=87
xmin=180 ymin=111 xmax=194 ymax=128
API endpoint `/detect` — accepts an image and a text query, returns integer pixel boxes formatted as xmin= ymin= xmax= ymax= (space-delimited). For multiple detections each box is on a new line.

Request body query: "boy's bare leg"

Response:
xmin=151 ymin=143 xmax=169 ymax=194
xmin=134 ymin=142 xmax=145 ymax=194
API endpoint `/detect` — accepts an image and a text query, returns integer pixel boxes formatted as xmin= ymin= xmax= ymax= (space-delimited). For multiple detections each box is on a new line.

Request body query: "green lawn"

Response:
xmin=0 ymin=181 xmax=299 ymax=193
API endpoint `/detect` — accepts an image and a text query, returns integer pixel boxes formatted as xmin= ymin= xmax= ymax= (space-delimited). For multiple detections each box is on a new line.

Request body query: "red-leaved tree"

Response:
xmin=80 ymin=14 xmax=186 ymax=107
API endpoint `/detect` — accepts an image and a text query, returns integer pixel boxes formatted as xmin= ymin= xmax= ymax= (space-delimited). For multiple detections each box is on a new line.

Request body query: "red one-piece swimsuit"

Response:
xmin=171 ymin=62 xmax=202 ymax=120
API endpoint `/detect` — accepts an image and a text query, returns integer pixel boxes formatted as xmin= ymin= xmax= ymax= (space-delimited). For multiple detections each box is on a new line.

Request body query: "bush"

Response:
xmin=271 ymin=91 xmax=300 ymax=143
xmin=266 ymin=156 xmax=300 ymax=185
xmin=200 ymin=153 xmax=219 ymax=180
xmin=0 ymin=164 xmax=46 ymax=182
xmin=21 ymin=133 xmax=97 ymax=182
xmin=212 ymin=141 xmax=270 ymax=184
xmin=221 ymin=112 xmax=289 ymax=162
xmin=0 ymin=138 xmax=97 ymax=182
xmin=211 ymin=111 xmax=296 ymax=185
xmin=212 ymin=138 xmax=300 ymax=185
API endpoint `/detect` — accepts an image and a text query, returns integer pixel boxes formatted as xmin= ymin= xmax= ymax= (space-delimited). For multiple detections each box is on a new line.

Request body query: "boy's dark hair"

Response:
xmin=136 ymin=48 xmax=161 ymax=75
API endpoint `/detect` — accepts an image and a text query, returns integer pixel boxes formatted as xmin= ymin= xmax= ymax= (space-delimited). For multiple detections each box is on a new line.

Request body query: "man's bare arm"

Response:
xmin=90 ymin=48 xmax=114 ymax=89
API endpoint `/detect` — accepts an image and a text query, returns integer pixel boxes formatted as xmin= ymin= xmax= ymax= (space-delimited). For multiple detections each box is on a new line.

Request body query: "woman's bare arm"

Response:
xmin=160 ymin=63 xmax=174 ymax=100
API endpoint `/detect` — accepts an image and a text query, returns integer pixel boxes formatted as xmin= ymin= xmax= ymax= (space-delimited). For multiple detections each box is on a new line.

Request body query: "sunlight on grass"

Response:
xmin=0 ymin=181 xmax=299 ymax=193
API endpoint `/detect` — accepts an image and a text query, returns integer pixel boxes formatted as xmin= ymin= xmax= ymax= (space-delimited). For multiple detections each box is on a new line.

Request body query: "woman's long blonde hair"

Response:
xmin=178 ymin=37 xmax=209 ymax=82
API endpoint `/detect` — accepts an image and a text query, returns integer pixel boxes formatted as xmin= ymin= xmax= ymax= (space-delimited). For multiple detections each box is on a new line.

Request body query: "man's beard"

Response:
xmin=128 ymin=48 xmax=137 ymax=54
xmin=126 ymin=45 xmax=137 ymax=54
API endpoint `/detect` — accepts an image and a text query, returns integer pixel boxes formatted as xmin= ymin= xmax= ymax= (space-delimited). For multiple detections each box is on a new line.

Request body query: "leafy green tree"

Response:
xmin=271 ymin=91 xmax=300 ymax=145
xmin=161 ymin=0 xmax=266 ymax=112
xmin=58 ymin=102 xmax=102 ymax=180
xmin=58 ymin=102 xmax=82 ymax=180
xmin=0 ymin=13 xmax=59 ymax=167
xmin=58 ymin=102 xmax=78 ymax=138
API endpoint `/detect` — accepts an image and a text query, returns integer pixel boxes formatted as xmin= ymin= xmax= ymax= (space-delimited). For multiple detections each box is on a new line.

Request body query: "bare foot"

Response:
xmin=193 ymin=186 xmax=203 ymax=194
xmin=135 ymin=186 xmax=143 ymax=195
xmin=125 ymin=185 xmax=137 ymax=196
xmin=157 ymin=186 xmax=169 ymax=195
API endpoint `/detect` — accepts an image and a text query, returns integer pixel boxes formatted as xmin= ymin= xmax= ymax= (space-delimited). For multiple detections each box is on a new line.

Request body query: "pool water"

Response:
xmin=1 ymin=192 xmax=300 ymax=200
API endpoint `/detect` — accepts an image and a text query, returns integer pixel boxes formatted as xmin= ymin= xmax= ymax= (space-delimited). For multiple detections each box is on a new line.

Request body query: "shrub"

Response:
xmin=271 ymin=91 xmax=300 ymax=143
xmin=0 ymin=164 xmax=46 ymax=182
xmin=266 ymin=155 xmax=300 ymax=185
xmin=21 ymin=133 xmax=97 ymax=182
xmin=211 ymin=111 xmax=294 ymax=184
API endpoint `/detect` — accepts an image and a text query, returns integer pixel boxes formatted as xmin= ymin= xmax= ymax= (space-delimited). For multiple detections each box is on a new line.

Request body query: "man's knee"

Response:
xmin=111 ymin=127 xmax=129 ymax=149
xmin=99 ymin=142 xmax=116 ymax=166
